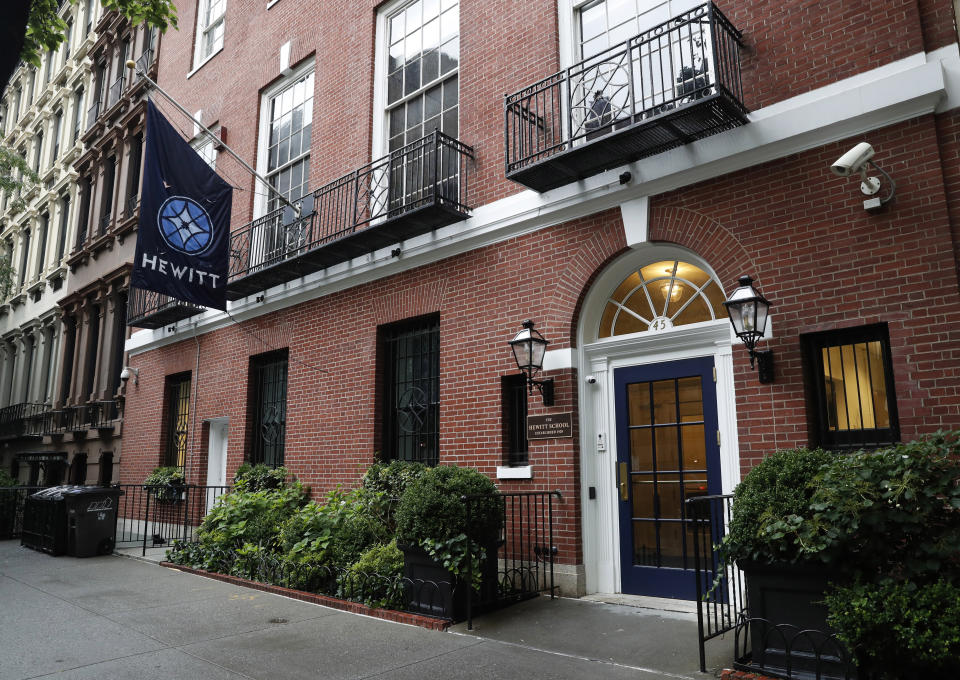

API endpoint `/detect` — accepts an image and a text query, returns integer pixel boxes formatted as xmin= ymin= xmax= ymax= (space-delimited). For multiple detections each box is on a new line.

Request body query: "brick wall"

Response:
xmin=649 ymin=114 xmax=960 ymax=473
xmin=149 ymin=0 xmax=947 ymax=237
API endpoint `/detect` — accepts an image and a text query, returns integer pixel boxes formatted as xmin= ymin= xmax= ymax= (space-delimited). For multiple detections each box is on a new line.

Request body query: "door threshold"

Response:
xmin=580 ymin=593 xmax=698 ymax=615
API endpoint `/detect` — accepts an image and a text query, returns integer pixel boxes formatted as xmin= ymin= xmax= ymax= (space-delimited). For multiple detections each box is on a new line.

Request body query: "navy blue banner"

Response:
xmin=132 ymin=100 xmax=232 ymax=311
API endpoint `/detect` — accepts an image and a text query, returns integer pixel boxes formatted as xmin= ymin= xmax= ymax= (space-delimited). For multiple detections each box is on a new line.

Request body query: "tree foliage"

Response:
xmin=22 ymin=0 xmax=178 ymax=68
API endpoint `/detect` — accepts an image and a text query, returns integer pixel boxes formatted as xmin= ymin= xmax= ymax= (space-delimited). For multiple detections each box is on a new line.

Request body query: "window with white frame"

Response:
xmin=258 ymin=66 xmax=313 ymax=214
xmin=192 ymin=133 xmax=217 ymax=170
xmin=383 ymin=0 xmax=459 ymax=154
xmin=194 ymin=0 xmax=226 ymax=68
xmin=570 ymin=0 xmax=699 ymax=62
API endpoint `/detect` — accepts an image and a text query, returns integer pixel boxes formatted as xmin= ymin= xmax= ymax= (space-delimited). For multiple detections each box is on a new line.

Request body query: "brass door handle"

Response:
xmin=618 ymin=462 xmax=629 ymax=501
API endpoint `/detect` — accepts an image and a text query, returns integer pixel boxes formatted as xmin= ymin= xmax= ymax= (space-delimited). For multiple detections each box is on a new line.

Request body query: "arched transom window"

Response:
xmin=598 ymin=260 xmax=727 ymax=338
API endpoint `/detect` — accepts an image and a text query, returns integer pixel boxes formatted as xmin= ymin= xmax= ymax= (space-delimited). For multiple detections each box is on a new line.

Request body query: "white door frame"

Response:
xmin=205 ymin=417 xmax=229 ymax=512
xmin=575 ymin=244 xmax=742 ymax=595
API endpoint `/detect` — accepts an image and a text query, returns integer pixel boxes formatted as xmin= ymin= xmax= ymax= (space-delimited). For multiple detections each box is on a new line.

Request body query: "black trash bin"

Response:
xmin=63 ymin=486 xmax=123 ymax=557
xmin=21 ymin=486 xmax=72 ymax=555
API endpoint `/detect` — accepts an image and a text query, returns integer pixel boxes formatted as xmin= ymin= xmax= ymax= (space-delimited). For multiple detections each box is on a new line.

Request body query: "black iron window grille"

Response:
xmin=502 ymin=374 xmax=528 ymax=467
xmin=249 ymin=350 xmax=288 ymax=468
xmin=164 ymin=373 xmax=191 ymax=468
xmin=382 ymin=315 xmax=440 ymax=466
xmin=802 ymin=323 xmax=899 ymax=450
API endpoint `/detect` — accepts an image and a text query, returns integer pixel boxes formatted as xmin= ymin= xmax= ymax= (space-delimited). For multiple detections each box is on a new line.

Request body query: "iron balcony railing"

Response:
xmin=126 ymin=286 xmax=206 ymax=329
xmin=135 ymin=48 xmax=154 ymax=77
xmin=125 ymin=193 xmax=138 ymax=219
xmin=227 ymin=129 xmax=473 ymax=300
xmin=98 ymin=212 xmax=111 ymax=235
xmin=0 ymin=402 xmax=47 ymax=439
xmin=108 ymin=76 xmax=123 ymax=108
xmin=86 ymin=100 xmax=100 ymax=131
xmin=87 ymin=400 xmax=120 ymax=429
xmin=505 ymin=3 xmax=747 ymax=192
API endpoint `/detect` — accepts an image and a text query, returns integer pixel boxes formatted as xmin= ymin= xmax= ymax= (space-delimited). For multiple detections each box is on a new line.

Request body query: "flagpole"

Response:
xmin=125 ymin=60 xmax=301 ymax=218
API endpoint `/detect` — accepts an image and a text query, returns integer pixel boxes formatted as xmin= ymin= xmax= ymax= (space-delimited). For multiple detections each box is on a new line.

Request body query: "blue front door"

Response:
xmin=614 ymin=357 xmax=721 ymax=599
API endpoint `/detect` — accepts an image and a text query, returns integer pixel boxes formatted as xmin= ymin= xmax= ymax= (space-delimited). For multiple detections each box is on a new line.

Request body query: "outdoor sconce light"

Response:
xmin=508 ymin=319 xmax=555 ymax=406
xmin=723 ymin=276 xmax=775 ymax=384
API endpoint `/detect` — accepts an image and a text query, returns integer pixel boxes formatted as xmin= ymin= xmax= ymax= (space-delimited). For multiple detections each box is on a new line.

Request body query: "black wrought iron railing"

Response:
xmin=463 ymin=490 xmax=560 ymax=629
xmin=124 ymin=193 xmax=138 ymax=219
xmin=86 ymin=100 xmax=100 ymax=131
xmin=505 ymin=3 xmax=747 ymax=192
xmin=126 ymin=286 xmax=206 ymax=328
xmin=0 ymin=402 xmax=47 ymax=438
xmin=108 ymin=76 xmax=123 ymax=108
xmin=87 ymin=400 xmax=120 ymax=429
xmin=98 ymin=212 xmax=111 ymax=235
xmin=687 ymin=494 xmax=746 ymax=673
xmin=227 ymin=129 xmax=472 ymax=297
xmin=0 ymin=486 xmax=45 ymax=539
xmin=113 ymin=483 xmax=230 ymax=554
xmin=135 ymin=48 xmax=154 ymax=78
xmin=734 ymin=617 xmax=859 ymax=680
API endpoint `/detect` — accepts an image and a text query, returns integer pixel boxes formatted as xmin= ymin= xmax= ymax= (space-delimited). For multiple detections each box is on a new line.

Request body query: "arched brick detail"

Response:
xmin=544 ymin=209 xmax=629 ymax=346
xmin=370 ymin=278 xmax=448 ymax=326
xmin=649 ymin=206 xmax=759 ymax=293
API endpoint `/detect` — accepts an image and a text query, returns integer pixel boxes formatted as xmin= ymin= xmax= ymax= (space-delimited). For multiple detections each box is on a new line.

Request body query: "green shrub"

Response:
xmin=339 ymin=540 xmax=405 ymax=609
xmin=362 ymin=460 xmax=429 ymax=499
xmin=725 ymin=448 xmax=836 ymax=564
xmin=0 ymin=469 xmax=17 ymax=487
xmin=193 ymin=483 xmax=308 ymax=571
xmin=797 ymin=434 xmax=960 ymax=581
xmin=144 ymin=466 xmax=185 ymax=487
xmin=825 ymin=579 xmax=960 ymax=678
xmin=233 ymin=463 xmax=288 ymax=492
xmin=395 ymin=465 xmax=500 ymax=583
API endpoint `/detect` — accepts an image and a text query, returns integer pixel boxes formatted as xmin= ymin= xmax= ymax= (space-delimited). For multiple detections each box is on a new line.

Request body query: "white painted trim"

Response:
xmin=497 ymin=465 xmax=533 ymax=480
xmin=543 ymin=347 xmax=574 ymax=371
xmin=127 ymin=48 xmax=955 ymax=356
xmin=186 ymin=46 xmax=223 ymax=79
xmin=253 ymin=57 xmax=315 ymax=220
xmin=619 ymin=196 xmax=649 ymax=247
xmin=575 ymin=245 xmax=739 ymax=596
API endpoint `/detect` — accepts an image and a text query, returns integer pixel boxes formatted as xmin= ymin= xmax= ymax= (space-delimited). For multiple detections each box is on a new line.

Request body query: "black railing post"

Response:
xmin=142 ymin=485 xmax=151 ymax=557
xmin=464 ymin=493 xmax=474 ymax=630
xmin=548 ymin=490 xmax=556 ymax=598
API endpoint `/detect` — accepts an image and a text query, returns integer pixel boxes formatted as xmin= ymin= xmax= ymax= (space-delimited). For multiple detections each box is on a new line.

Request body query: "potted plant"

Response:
xmin=144 ymin=466 xmax=185 ymax=503
xmin=395 ymin=465 xmax=501 ymax=620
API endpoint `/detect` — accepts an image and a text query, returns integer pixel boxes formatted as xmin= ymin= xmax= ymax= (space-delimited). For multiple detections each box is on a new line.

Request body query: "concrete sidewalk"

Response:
xmin=1 ymin=541 xmax=732 ymax=679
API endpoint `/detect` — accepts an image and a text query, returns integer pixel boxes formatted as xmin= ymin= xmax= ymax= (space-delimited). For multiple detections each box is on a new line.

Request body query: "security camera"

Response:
xmin=831 ymin=142 xmax=875 ymax=177
xmin=120 ymin=366 xmax=138 ymax=385
xmin=119 ymin=368 xmax=130 ymax=382
xmin=585 ymin=375 xmax=597 ymax=384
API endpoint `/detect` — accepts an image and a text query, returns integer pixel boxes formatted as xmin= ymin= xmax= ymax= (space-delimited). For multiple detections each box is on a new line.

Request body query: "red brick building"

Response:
xmin=122 ymin=0 xmax=960 ymax=598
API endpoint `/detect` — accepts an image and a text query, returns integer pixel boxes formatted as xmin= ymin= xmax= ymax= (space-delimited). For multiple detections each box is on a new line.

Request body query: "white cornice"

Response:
xmin=127 ymin=46 xmax=957 ymax=356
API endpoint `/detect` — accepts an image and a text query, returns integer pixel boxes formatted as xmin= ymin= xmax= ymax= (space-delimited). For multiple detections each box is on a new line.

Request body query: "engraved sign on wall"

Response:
xmin=527 ymin=413 xmax=573 ymax=440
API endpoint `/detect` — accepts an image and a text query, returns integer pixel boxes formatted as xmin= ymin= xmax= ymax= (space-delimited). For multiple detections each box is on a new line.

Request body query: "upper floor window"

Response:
xmin=72 ymin=86 xmax=84 ymax=143
xmin=53 ymin=109 xmax=63 ymax=159
xmin=194 ymin=0 xmax=226 ymax=67
xmin=192 ymin=132 xmax=217 ymax=170
xmin=33 ymin=132 xmax=43 ymax=173
xmin=574 ymin=0 xmax=699 ymax=60
xmin=44 ymin=50 xmax=54 ymax=85
xmin=63 ymin=18 xmax=73 ymax=58
xmin=383 ymin=0 xmax=459 ymax=153
xmin=801 ymin=324 xmax=899 ymax=450
xmin=598 ymin=259 xmax=727 ymax=338
xmin=257 ymin=64 xmax=313 ymax=214
xmin=85 ymin=0 xmax=96 ymax=35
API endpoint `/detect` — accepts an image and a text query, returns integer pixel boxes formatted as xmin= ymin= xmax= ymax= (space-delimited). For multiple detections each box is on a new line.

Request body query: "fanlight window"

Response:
xmin=598 ymin=260 xmax=726 ymax=338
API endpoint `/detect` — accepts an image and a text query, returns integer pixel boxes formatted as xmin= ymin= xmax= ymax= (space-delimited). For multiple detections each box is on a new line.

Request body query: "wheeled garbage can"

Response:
xmin=21 ymin=486 xmax=72 ymax=555
xmin=64 ymin=486 xmax=123 ymax=557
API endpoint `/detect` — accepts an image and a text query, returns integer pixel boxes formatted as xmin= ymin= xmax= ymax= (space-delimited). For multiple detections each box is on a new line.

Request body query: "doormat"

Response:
xmin=159 ymin=561 xmax=451 ymax=631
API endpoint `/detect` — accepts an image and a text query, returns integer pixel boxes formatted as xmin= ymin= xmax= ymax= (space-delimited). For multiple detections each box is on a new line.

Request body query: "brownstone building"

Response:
xmin=121 ymin=0 xmax=960 ymax=599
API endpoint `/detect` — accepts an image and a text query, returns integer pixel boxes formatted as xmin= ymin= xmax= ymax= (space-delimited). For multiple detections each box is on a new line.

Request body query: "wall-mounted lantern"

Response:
xmin=508 ymin=319 xmax=555 ymax=406
xmin=723 ymin=276 xmax=774 ymax=383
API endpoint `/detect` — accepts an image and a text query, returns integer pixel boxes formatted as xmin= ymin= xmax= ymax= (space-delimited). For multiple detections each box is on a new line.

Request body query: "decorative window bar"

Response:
xmin=126 ymin=286 xmax=206 ymax=329
xmin=227 ymin=129 xmax=473 ymax=300
xmin=504 ymin=3 xmax=747 ymax=192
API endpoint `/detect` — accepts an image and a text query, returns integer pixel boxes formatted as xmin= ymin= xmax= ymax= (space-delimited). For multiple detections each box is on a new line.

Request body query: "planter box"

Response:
xmin=742 ymin=561 xmax=853 ymax=680
xmin=400 ymin=543 xmax=499 ymax=621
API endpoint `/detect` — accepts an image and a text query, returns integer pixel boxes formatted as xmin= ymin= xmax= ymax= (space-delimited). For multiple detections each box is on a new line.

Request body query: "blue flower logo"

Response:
xmin=157 ymin=196 xmax=214 ymax=255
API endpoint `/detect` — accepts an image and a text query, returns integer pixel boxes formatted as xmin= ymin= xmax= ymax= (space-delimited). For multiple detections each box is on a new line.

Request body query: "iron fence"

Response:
xmin=113 ymin=484 xmax=230 ymax=555
xmin=687 ymin=493 xmax=747 ymax=673
xmin=464 ymin=490 xmax=561 ymax=629
xmin=734 ymin=616 xmax=858 ymax=680
xmin=0 ymin=486 xmax=44 ymax=539
xmin=228 ymin=129 xmax=473 ymax=283
xmin=126 ymin=286 xmax=206 ymax=328
xmin=108 ymin=76 xmax=123 ymax=108
xmin=86 ymin=100 xmax=99 ymax=131
xmin=505 ymin=2 xmax=746 ymax=181
xmin=0 ymin=402 xmax=47 ymax=438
